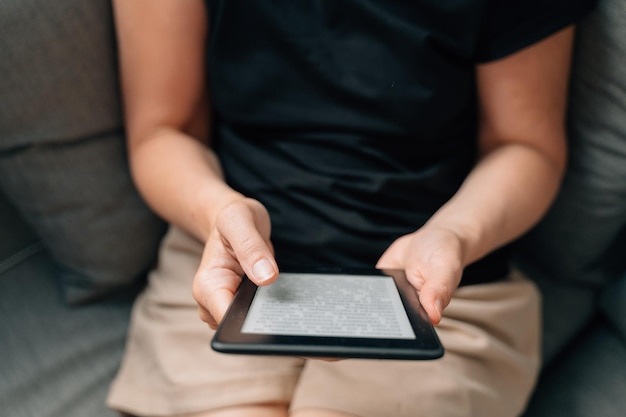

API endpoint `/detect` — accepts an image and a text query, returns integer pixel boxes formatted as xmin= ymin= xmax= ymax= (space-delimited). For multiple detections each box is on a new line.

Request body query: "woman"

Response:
xmin=107 ymin=1 xmax=595 ymax=416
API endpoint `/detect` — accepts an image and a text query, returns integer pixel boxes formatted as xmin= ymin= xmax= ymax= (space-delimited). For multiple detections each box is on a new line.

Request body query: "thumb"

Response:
xmin=406 ymin=265 xmax=462 ymax=325
xmin=416 ymin=272 xmax=458 ymax=325
xmin=217 ymin=200 xmax=279 ymax=285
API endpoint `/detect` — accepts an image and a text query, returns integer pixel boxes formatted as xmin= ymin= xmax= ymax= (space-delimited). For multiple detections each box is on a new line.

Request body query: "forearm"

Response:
xmin=426 ymin=141 xmax=565 ymax=267
xmin=130 ymin=127 xmax=243 ymax=242
xmin=111 ymin=0 xmax=225 ymax=241
xmin=431 ymin=27 xmax=575 ymax=268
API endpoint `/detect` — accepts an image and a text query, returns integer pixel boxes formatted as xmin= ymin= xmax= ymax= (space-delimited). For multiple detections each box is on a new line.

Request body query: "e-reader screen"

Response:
xmin=241 ymin=273 xmax=416 ymax=339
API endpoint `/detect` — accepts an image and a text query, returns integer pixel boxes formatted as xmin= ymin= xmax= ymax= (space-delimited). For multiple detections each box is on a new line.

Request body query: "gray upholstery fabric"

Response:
xmin=0 ymin=187 xmax=40 ymax=267
xmin=516 ymin=259 xmax=598 ymax=365
xmin=0 ymin=134 xmax=166 ymax=303
xmin=602 ymin=273 xmax=626 ymax=339
xmin=0 ymin=251 xmax=136 ymax=417
xmin=0 ymin=0 xmax=122 ymax=149
xmin=515 ymin=0 xmax=626 ymax=288
xmin=0 ymin=190 xmax=132 ymax=417
xmin=523 ymin=322 xmax=626 ymax=417
xmin=0 ymin=0 xmax=166 ymax=303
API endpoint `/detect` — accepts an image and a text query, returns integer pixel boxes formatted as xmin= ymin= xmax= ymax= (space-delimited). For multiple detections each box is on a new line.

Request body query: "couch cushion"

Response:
xmin=0 ymin=0 xmax=122 ymax=149
xmin=515 ymin=259 xmax=598 ymax=365
xmin=0 ymin=133 xmax=166 ymax=303
xmin=0 ymin=190 xmax=41 ymax=271
xmin=522 ymin=320 xmax=626 ymax=417
xmin=0 ymin=0 xmax=166 ymax=303
xmin=0 ymin=250 xmax=138 ymax=417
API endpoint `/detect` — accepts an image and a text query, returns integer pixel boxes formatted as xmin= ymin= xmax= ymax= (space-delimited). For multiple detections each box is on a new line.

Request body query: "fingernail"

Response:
xmin=253 ymin=258 xmax=275 ymax=283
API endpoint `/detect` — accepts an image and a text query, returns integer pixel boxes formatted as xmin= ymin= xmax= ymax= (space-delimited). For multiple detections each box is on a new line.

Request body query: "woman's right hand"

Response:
xmin=192 ymin=198 xmax=279 ymax=329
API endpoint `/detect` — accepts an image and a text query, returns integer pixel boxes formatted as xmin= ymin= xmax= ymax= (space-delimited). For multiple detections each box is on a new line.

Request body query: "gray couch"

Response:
xmin=1 ymin=1 xmax=625 ymax=416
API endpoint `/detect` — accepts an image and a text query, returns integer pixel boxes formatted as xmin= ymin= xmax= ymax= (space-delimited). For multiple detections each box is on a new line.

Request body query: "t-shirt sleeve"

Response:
xmin=475 ymin=0 xmax=598 ymax=62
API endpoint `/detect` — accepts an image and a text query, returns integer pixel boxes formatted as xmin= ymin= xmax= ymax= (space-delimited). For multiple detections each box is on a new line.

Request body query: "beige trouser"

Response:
xmin=107 ymin=226 xmax=541 ymax=417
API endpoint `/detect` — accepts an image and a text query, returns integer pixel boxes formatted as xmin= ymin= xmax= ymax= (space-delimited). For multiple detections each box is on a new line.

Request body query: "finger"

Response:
xmin=192 ymin=238 xmax=244 ymax=325
xmin=404 ymin=266 xmax=426 ymax=292
xmin=210 ymin=286 xmax=239 ymax=324
xmin=197 ymin=305 xmax=219 ymax=330
xmin=217 ymin=202 xmax=279 ymax=285
xmin=192 ymin=266 xmax=242 ymax=326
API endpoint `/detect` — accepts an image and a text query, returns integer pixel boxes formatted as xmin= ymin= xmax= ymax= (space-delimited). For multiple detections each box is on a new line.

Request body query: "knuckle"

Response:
xmin=192 ymin=269 xmax=216 ymax=305
xmin=191 ymin=277 xmax=205 ymax=304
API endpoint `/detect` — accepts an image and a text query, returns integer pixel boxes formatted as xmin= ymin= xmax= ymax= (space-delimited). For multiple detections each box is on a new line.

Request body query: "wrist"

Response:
xmin=420 ymin=220 xmax=481 ymax=268
xmin=195 ymin=183 xmax=246 ymax=242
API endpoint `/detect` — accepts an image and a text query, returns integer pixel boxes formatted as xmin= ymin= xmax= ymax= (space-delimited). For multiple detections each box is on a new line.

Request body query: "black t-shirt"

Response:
xmin=206 ymin=0 xmax=596 ymax=283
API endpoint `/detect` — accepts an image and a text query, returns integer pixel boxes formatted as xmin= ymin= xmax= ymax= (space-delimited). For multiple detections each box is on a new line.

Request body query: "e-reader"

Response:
xmin=211 ymin=267 xmax=444 ymax=360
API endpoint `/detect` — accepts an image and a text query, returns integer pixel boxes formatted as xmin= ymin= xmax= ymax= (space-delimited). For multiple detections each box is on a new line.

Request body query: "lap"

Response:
xmin=108 ymin=227 xmax=541 ymax=417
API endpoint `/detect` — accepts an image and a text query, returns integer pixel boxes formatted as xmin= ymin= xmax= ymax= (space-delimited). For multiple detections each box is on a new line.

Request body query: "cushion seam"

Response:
xmin=0 ymin=241 xmax=45 ymax=275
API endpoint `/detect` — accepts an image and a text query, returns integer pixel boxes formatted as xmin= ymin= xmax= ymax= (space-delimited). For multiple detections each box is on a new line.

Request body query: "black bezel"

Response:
xmin=211 ymin=267 xmax=444 ymax=360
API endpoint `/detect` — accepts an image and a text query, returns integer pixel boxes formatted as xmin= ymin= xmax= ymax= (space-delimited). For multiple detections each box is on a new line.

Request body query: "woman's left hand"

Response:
xmin=376 ymin=226 xmax=466 ymax=325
